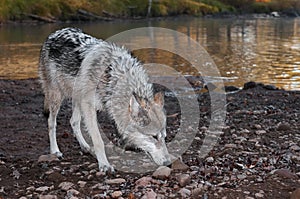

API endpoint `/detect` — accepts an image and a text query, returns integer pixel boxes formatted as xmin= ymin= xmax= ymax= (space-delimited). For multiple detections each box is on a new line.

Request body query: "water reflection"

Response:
xmin=0 ymin=17 xmax=299 ymax=90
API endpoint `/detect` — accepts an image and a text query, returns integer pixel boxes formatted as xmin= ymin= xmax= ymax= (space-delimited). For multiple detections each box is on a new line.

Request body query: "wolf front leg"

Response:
xmin=80 ymin=99 xmax=114 ymax=173
xmin=70 ymin=102 xmax=92 ymax=154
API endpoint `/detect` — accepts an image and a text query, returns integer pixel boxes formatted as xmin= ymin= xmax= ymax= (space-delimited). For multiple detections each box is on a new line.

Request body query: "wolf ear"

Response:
xmin=154 ymin=92 xmax=164 ymax=106
xmin=129 ymin=93 xmax=141 ymax=117
xmin=129 ymin=93 xmax=150 ymax=126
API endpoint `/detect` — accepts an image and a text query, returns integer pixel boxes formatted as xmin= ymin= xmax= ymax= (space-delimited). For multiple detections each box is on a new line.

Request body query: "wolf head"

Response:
xmin=124 ymin=92 xmax=171 ymax=166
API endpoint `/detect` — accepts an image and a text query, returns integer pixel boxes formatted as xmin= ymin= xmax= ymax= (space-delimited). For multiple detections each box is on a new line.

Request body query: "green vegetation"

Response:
xmin=0 ymin=0 xmax=299 ymax=23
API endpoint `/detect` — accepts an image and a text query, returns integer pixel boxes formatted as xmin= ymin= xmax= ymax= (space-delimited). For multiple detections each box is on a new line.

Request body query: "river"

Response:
xmin=0 ymin=17 xmax=299 ymax=90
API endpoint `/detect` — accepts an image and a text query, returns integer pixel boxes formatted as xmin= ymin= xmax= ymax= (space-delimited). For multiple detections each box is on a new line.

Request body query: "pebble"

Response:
xmin=111 ymin=190 xmax=122 ymax=198
xmin=224 ymin=144 xmax=237 ymax=149
xmin=178 ymin=188 xmax=191 ymax=198
xmin=254 ymin=192 xmax=264 ymax=198
xmin=205 ymin=157 xmax=214 ymax=163
xmin=152 ymin=166 xmax=172 ymax=180
xmin=225 ymin=86 xmax=240 ymax=92
xmin=273 ymin=169 xmax=298 ymax=179
xmin=263 ymin=84 xmax=277 ymax=90
xmin=135 ymin=176 xmax=153 ymax=187
xmin=105 ymin=178 xmax=126 ymax=185
xmin=290 ymin=188 xmax=300 ymax=199
xmin=58 ymin=182 xmax=74 ymax=191
xmin=67 ymin=189 xmax=80 ymax=196
xmin=255 ymin=130 xmax=266 ymax=135
xmin=243 ymin=81 xmax=257 ymax=89
xmin=77 ymin=181 xmax=87 ymax=188
xmin=237 ymin=174 xmax=247 ymax=180
xmin=277 ymin=123 xmax=291 ymax=131
xmin=171 ymin=159 xmax=189 ymax=171
xmin=141 ymin=189 xmax=157 ymax=199
xmin=290 ymin=145 xmax=300 ymax=151
xmin=191 ymin=188 xmax=203 ymax=197
xmin=37 ymin=154 xmax=59 ymax=163
xmin=39 ymin=195 xmax=58 ymax=199
xmin=35 ymin=186 xmax=50 ymax=192
xmin=177 ymin=174 xmax=191 ymax=187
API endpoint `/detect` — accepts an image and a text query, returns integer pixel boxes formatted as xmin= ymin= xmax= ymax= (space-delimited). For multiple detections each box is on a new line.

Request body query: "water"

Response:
xmin=0 ymin=17 xmax=299 ymax=90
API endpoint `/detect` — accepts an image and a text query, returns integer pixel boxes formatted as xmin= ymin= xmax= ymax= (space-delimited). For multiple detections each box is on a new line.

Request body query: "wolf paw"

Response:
xmin=52 ymin=151 xmax=63 ymax=159
xmin=99 ymin=164 xmax=115 ymax=174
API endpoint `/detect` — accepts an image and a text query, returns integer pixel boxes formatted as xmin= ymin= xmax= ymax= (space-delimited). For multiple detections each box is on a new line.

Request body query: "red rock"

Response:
xmin=152 ymin=166 xmax=172 ymax=180
xmin=141 ymin=189 xmax=157 ymax=199
xmin=135 ymin=176 xmax=153 ymax=188
xmin=171 ymin=159 xmax=189 ymax=171
xmin=38 ymin=154 xmax=59 ymax=163
xmin=111 ymin=190 xmax=122 ymax=198
xmin=290 ymin=188 xmax=300 ymax=199
xmin=177 ymin=174 xmax=191 ymax=187
xmin=274 ymin=169 xmax=298 ymax=179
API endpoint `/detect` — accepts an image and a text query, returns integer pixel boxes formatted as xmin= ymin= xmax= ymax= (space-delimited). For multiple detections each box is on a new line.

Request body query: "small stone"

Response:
xmin=135 ymin=176 xmax=153 ymax=187
xmin=36 ymin=186 xmax=50 ymax=192
xmin=290 ymin=188 xmax=300 ymax=199
xmin=224 ymin=144 xmax=237 ymax=149
xmin=178 ymin=188 xmax=191 ymax=198
xmin=67 ymin=189 xmax=80 ymax=196
xmin=105 ymin=178 xmax=126 ymax=185
xmin=96 ymin=171 xmax=105 ymax=177
xmin=254 ymin=124 xmax=262 ymax=129
xmin=277 ymin=123 xmax=291 ymax=131
xmin=191 ymin=188 xmax=203 ymax=197
xmin=263 ymin=84 xmax=277 ymax=90
xmin=39 ymin=195 xmax=58 ymax=199
xmin=274 ymin=169 xmax=298 ymax=179
xmin=244 ymin=191 xmax=250 ymax=194
xmin=225 ymin=86 xmax=240 ymax=92
xmin=237 ymin=174 xmax=247 ymax=180
xmin=255 ymin=192 xmax=264 ymax=198
xmin=177 ymin=174 xmax=191 ymax=187
xmin=88 ymin=163 xmax=98 ymax=169
xmin=243 ymin=81 xmax=257 ymax=89
xmin=245 ymin=197 xmax=254 ymax=199
xmin=58 ymin=182 xmax=74 ymax=191
xmin=141 ymin=189 xmax=157 ymax=199
xmin=78 ymin=181 xmax=87 ymax=188
xmin=205 ymin=157 xmax=214 ymax=163
xmin=111 ymin=190 xmax=122 ymax=198
xmin=26 ymin=186 xmax=35 ymax=192
xmin=290 ymin=145 xmax=300 ymax=151
xmin=152 ymin=166 xmax=172 ymax=180
xmin=38 ymin=154 xmax=59 ymax=163
xmin=255 ymin=130 xmax=266 ymax=135
xmin=171 ymin=159 xmax=189 ymax=171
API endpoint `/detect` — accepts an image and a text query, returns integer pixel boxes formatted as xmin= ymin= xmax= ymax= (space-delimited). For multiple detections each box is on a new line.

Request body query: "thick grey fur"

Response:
xmin=39 ymin=28 xmax=171 ymax=172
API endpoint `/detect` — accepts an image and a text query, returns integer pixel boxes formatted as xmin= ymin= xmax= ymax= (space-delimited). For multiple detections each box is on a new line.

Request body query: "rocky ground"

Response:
xmin=0 ymin=79 xmax=299 ymax=199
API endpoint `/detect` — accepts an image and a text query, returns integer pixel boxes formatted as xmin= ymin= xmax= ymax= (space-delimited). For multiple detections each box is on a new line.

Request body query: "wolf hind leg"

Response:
xmin=48 ymin=90 xmax=63 ymax=157
xmin=43 ymin=92 xmax=50 ymax=117
xmin=70 ymin=102 xmax=92 ymax=154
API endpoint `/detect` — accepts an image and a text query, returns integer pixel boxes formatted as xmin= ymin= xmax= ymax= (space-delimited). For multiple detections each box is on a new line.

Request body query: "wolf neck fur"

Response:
xmin=103 ymin=44 xmax=153 ymax=133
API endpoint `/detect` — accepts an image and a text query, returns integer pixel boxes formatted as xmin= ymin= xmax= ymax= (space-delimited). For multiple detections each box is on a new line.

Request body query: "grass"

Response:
xmin=0 ymin=0 xmax=299 ymax=22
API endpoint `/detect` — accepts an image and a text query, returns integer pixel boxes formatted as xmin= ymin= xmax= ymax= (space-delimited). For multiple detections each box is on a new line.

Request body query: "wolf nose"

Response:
xmin=163 ymin=160 xmax=171 ymax=166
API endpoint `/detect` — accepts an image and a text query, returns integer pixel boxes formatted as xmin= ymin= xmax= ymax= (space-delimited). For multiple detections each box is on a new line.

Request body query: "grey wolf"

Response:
xmin=39 ymin=27 xmax=171 ymax=172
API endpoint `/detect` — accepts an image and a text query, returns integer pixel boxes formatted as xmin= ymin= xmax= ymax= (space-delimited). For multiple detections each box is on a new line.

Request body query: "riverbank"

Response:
xmin=0 ymin=78 xmax=299 ymax=198
xmin=0 ymin=0 xmax=299 ymax=24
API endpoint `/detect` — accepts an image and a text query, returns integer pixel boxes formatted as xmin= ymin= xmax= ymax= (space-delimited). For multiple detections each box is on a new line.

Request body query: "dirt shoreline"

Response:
xmin=0 ymin=78 xmax=299 ymax=198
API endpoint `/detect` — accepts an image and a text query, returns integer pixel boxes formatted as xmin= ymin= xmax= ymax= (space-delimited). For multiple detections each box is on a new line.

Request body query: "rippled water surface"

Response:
xmin=0 ymin=17 xmax=299 ymax=90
